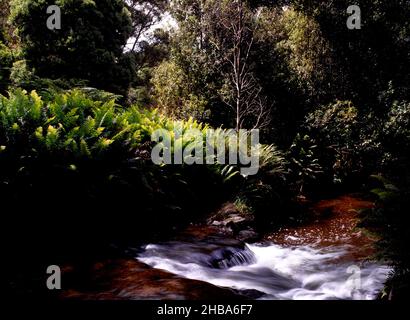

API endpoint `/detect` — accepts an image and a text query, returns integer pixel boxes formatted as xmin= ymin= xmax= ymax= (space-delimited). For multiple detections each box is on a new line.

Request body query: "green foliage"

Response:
xmin=290 ymin=0 xmax=410 ymax=106
xmin=255 ymin=143 xmax=287 ymax=177
xmin=233 ymin=196 xmax=252 ymax=215
xmin=128 ymin=27 xmax=171 ymax=107
xmin=288 ymin=133 xmax=323 ymax=194
xmin=360 ymin=175 xmax=410 ymax=299
xmin=0 ymin=40 xmax=13 ymax=92
xmin=305 ymin=101 xmax=359 ymax=146
xmin=166 ymin=0 xmax=257 ymax=127
xmin=2 ymin=0 xmax=409 ymax=298
xmin=0 ymin=89 xmax=286 ymax=229
xmin=377 ymin=100 xmax=410 ymax=186
xmin=0 ymin=89 xmax=296 ymax=257
xmin=151 ymin=60 xmax=210 ymax=120
xmin=231 ymin=142 xmax=297 ymax=229
xmin=276 ymin=7 xmax=336 ymax=103
xmin=304 ymin=101 xmax=364 ymax=185
xmin=303 ymin=98 xmax=410 ymax=188
xmin=10 ymin=0 xmax=134 ymax=95
xmin=126 ymin=0 xmax=168 ymax=52
xmin=0 ymin=89 xmax=143 ymax=158
xmin=383 ymin=101 xmax=410 ymax=149
xmin=0 ymin=0 xmax=16 ymax=93
xmin=9 ymin=59 xmax=31 ymax=88
xmin=0 ymin=0 xmax=17 ymax=45
xmin=0 ymin=89 xmax=234 ymax=254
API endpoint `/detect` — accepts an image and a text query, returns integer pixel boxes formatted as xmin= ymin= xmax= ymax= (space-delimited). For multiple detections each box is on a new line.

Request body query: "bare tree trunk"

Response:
xmin=226 ymin=0 xmax=270 ymax=131
xmin=232 ymin=0 xmax=247 ymax=131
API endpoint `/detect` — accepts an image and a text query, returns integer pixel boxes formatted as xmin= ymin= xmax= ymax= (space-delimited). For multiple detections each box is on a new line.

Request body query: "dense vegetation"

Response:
xmin=0 ymin=0 xmax=409 ymax=298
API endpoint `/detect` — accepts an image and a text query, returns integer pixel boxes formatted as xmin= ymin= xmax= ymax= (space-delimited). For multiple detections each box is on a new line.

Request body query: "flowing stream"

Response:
xmin=57 ymin=196 xmax=391 ymax=300
xmin=136 ymin=238 xmax=390 ymax=300
xmin=135 ymin=196 xmax=392 ymax=300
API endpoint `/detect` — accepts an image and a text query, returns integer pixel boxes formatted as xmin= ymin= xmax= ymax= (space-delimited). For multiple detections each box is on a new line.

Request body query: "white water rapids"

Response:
xmin=136 ymin=241 xmax=391 ymax=300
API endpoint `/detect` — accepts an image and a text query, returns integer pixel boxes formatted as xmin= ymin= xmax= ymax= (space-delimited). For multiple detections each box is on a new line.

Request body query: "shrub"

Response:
xmin=382 ymin=101 xmax=410 ymax=155
xmin=0 ymin=89 xmax=219 ymax=248
xmin=233 ymin=143 xmax=298 ymax=229
xmin=304 ymin=100 xmax=364 ymax=187
xmin=288 ymin=133 xmax=323 ymax=195
xmin=305 ymin=101 xmax=359 ymax=145
xmin=0 ymin=89 xmax=289 ymax=241
xmin=151 ymin=60 xmax=210 ymax=121
xmin=360 ymin=176 xmax=410 ymax=299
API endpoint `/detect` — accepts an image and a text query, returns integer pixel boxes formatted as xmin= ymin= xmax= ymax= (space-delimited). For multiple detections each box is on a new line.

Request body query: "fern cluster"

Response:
xmin=0 ymin=89 xmax=286 ymax=234
xmin=0 ymin=89 xmax=166 ymax=159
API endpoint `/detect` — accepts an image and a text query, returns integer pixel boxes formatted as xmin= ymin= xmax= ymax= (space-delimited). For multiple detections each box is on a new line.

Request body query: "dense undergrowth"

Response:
xmin=0 ymin=89 xmax=295 ymax=293
xmin=360 ymin=176 xmax=410 ymax=300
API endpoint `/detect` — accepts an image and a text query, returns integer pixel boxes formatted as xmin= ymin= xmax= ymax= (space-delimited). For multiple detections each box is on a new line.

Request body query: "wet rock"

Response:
xmin=234 ymin=289 xmax=266 ymax=299
xmin=207 ymin=203 xmax=258 ymax=241
xmin=210 ymin=212 xmax=249 ymax=227
xmin=237 ymin=229 xmax=259 ymax=242
xmin=59 ymin=259 xmax=246 ymax=300
xmin=209 ymin=246 xmax=256 ymax=269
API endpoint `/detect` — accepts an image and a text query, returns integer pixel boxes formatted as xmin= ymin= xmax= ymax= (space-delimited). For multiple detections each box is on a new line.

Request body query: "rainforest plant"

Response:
xmin=0 ymin=89 xmax=285 ymax=247
xmin=288 ymin=133 xmax=323 ymax=195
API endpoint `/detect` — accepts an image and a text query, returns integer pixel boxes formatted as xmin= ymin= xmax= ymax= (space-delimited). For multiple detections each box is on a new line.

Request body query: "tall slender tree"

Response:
xmin=125 ymin=0 xmax=168 ymax=52
xmin=218 ymin=0 xmax=271 ymax=130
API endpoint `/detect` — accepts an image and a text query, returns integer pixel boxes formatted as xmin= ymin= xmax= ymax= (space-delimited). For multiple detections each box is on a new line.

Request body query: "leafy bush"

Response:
xmin=304 ymin=101 xmax=364 ymax=187
xmin=0 ymin=89 xmax=220 ymax=253
xmin=382 ymin=101 xmax=410 ymax=170
xmin=360 ymin=175 xmax=410 ymax=299
xmin=305 ymin=101 xmax=359 ymax=145
xmin=151 ymin=60 xmax=210 ymax=120
xmin=288 ymin=133 xmax=323 ymax=195
xmin=0 ymin=89 xmax=289 ymax=243
xmin=233 ymin=143 xmax=300 ymax=229
xmin=9 ymin=59 xmax=93 ymax=98
xmin=276 ymin=7 xmax=334 ymax=103
xmin=356 ymin=100 xmax=410 ymax=184
xmin=383 ymin=101 xmax=410 ymax=148
xmin=0 ymin=40 xmax=13 ymax=92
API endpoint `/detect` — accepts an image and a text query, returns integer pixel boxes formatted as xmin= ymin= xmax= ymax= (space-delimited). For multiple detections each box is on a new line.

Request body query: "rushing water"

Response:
xmin=136 ymin=239 xmax=391 ymax=300
xmin=134 ymin=197 xmax=392 ymax=300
